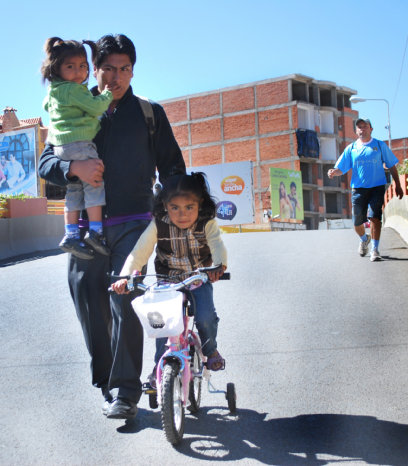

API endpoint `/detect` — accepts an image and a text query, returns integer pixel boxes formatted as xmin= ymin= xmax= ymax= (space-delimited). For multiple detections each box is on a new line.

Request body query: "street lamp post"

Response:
xmin=349 ymin=96 xmax=392 ymax=149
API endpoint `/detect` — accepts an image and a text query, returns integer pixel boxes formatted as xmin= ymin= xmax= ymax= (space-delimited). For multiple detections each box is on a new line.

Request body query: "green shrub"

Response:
xmin=0 ymin=194 xmax=36 ymax=209
xmin=397 ymin=159 xmax=408 ymax=175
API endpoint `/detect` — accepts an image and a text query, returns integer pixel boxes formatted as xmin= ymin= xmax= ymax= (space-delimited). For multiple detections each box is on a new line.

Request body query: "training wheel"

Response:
xmin=226 ymin=382 xmax=236 ymax=413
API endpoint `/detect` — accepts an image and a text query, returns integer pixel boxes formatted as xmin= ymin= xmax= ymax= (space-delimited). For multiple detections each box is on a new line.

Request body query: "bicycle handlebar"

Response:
xmin=198 ymin=265 xmax=230 ymax=281
xmin=108 ymin=265 xmax=230 ymax=293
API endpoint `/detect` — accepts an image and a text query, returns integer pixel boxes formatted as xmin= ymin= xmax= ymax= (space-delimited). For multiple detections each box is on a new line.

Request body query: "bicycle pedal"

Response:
xmin=142 ymin=382 xmax=157 ymax=394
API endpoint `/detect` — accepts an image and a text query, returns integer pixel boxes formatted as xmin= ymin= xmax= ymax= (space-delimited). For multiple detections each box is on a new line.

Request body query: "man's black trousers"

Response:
xmin=68 ymin=220 xmax=150 ymax=403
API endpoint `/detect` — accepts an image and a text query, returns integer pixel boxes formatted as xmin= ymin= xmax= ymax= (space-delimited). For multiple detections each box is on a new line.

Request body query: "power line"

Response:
xmin=391 ymin=34 xmax=408 ymax=115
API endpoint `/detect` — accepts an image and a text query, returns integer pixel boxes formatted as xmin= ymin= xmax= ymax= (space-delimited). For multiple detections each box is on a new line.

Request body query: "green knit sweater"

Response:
xmin=43 ymin=80 xmax=112 ymax=146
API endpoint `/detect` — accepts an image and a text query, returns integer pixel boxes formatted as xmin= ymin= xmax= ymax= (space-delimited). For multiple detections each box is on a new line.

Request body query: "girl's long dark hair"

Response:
xmin=41 ymin=37 xmax=88 ymax=83
xmin=153 ymin=172 xmax=217 ymax=220
xmin=279 ymin=181 xmax=286 ymax=200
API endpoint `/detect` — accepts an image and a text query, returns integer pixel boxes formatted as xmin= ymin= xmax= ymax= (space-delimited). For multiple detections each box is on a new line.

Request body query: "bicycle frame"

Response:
xmin=156 ymin=312 xmax=203 ymax=407
xmin=133 ymin=273 xmax=208 ymax=408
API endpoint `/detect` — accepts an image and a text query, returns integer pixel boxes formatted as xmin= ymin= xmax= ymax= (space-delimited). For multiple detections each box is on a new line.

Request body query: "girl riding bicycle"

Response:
xmin=111 ymin=172 xmax=227 ymax=378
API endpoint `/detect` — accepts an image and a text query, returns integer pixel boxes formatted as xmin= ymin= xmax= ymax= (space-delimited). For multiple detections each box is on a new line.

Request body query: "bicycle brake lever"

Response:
xmin=127 ymin=275 xmax=135 ymax=292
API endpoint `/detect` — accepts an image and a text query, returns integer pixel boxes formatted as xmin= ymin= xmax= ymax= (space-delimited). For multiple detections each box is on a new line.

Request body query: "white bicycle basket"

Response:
xmin=132 ymin=289 xmax=184 ymax=338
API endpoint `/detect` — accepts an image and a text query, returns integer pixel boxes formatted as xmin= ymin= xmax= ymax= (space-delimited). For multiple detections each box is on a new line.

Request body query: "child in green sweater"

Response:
xmin=42 ymin=37 xmax=112 ymax=259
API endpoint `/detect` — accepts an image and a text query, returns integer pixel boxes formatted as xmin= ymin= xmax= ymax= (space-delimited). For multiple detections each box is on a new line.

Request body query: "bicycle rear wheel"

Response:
xmin=161 ymin=361 xmax=185 ymax=444
xmin=188 ymin=346 xmax=202 ymax=413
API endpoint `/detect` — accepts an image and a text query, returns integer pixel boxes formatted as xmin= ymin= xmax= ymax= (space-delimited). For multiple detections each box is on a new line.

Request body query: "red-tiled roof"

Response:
xmin=0 ymin=115 xmax=43 ymax=128
xmin=20 ymin=117 xmax=43 ymax=126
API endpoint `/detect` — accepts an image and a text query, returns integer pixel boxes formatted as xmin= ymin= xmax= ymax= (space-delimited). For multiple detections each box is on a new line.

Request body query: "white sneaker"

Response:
xmin=358 ymin=234 xmax=371 ymax=257
xmin=370 ymin=249 xmax=381 ymax=262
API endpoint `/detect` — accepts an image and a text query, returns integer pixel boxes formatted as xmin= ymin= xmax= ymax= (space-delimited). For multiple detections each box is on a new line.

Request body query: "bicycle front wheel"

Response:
xmin=161 ymin=361 xmax=185 ymax=445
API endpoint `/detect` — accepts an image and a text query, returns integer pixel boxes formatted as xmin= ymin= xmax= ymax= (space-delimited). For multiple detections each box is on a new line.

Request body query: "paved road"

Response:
xmin=1 ymin=227 xmax=408 ymax=465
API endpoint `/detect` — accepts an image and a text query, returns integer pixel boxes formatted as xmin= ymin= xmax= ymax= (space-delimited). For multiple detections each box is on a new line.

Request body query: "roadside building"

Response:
xmin=4 ymin=74 xmax=404 ymax=229
xmin=0 ymin=107 xmax=52 ymax=197
xmin=390 ymin=137 xmax=408 ymax=163
xmin=160 ymin=74 xmax=359 ymax=229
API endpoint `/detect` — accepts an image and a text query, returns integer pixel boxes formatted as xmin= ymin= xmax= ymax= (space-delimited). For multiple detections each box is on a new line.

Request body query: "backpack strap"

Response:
xmin=376 ymin=138 xmax=383 ymax=162
xmin=376 ymin=139 xmax=391 ymax=185
xmin=136 ymin=95 xmax=155 ymax=137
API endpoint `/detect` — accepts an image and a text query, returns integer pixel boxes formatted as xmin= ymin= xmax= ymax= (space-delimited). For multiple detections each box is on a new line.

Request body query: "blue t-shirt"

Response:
xmin=335 ymin=138 xmax=398 ymax=188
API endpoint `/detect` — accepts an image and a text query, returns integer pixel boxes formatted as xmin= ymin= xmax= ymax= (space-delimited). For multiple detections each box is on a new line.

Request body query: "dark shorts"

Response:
xmin=351 ymin=185 xmax=385 ymax=226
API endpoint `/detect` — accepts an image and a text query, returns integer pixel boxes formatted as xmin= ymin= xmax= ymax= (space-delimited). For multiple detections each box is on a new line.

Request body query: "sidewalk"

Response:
xmin=383 ymin=195 xmax=408 ymax=245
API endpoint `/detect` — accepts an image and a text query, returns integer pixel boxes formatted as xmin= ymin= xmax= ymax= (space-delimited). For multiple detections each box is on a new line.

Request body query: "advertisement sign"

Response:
xmin=270 ymin=167 xmax=304 ymax=220
xmin=0 ymin=127 xmax=38 ymax=196
xmin=187 ymin=161 xmax=254 ymax=225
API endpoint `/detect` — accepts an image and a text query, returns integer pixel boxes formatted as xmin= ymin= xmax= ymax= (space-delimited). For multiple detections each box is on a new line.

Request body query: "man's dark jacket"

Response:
xmin=38 ymin=86 xmax=186 ymax=217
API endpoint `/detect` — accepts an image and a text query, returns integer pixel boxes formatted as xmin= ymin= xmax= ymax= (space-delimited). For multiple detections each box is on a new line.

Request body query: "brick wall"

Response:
xmin=222 ymin=87 xmax=254 ymax=113
xmin=256 ymin=81 xmax=288 ymax=107
xmin=389 ymin=138 xmax=408 ymax=162
xmin=259 ymin=134 xmax=291 ymax=161
xmin=172 ymin=124 xmax=189 ymax=147
xmin=162 ymin=100 xmax=188 ymax=122
xmin=258 ymin=108 xmax=290 ymax=134
xmin=191 ymin=119 xmax=221 ymax=145
xmin=192 ymin=145 xmax=222 ymax=167
xmin=224 ymin=113 xmax=256 ymax=139
xmin=337 ymin=110 xmax=359 ymax=168
xmin=224 ymin=140 xmax=256 ymax=163
xmin=190 ymin=94 xmax=220 ymax=119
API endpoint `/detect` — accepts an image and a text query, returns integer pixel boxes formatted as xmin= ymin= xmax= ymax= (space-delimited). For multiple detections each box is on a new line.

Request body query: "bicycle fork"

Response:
xmin=157 ymin=340 xmax=191 ymax=406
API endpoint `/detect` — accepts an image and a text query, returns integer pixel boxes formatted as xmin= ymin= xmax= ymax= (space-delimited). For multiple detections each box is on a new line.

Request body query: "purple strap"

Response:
xmin=79 ymin=212 xmax=152 ymax=229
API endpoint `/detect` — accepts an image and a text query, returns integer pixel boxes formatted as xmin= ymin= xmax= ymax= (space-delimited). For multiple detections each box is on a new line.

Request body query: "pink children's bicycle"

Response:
xmin=114 ymin=265 xmax=236 ymax=445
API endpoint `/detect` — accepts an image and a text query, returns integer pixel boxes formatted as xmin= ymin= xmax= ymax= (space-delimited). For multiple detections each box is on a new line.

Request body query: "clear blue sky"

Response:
xmin=2 ymin=0 xmax=407 ymax=143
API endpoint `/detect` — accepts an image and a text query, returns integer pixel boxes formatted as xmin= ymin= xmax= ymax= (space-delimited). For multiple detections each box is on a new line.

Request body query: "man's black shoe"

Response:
xmin=84 ymin=230 xmax=110 ymax=256
xmin=59 ymin=235 xmax=94 ymax=260
xmin=106 ymin=398 xmax=138 ymax=420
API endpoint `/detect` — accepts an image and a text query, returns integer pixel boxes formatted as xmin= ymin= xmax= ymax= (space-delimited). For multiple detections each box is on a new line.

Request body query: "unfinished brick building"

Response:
xmin=391 ymin=138 xmax=408 ymax=163
xmin=160 ymin=74 xmax=359 ymax=230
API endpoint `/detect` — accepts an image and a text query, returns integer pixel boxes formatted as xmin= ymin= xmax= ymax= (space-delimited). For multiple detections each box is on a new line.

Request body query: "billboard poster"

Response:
xmin=0 ymin=127 xmax=38 ymax=197
xmin=187 ymin=161 xmax=254 ymax=225
xmin=270 ymin=167 xmax=304 ymax=220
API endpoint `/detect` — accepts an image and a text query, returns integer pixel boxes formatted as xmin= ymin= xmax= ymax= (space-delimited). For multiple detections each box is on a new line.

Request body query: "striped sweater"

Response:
xmin=120 ymin=215 xmax=227 ymax=278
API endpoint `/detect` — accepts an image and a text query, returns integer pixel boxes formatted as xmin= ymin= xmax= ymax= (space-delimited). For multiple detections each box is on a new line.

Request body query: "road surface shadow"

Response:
xmin=115 ymin=408 xmax=162 ymax=434
xmin=0 ymin=249 xmax=63 ymax=267
xmin=379 ymin=255 xmax=408 ymax=261
xmin=169 ymin=408 xmax=408 ymax=465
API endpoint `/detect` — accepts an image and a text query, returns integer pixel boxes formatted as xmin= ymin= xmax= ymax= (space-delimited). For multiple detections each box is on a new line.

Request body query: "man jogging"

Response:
xmin=328 ymin=118 xmax=403 ymax=261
